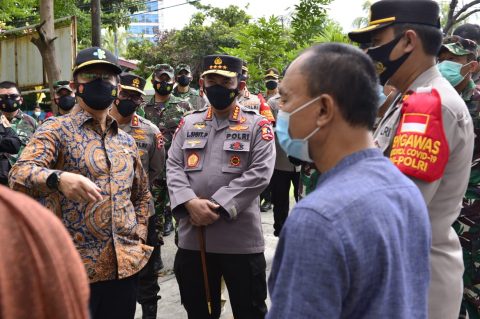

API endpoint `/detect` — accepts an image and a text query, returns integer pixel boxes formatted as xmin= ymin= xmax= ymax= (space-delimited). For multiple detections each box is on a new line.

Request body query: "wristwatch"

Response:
xmin=46 ymin=171 xmax=63 ymax=190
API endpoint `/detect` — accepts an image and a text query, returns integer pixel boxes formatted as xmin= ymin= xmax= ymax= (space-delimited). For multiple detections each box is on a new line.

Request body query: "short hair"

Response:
xmin=393 ymin=23 xmax=443 ymax=56
xmin=300 ymin=43 xmax=378 ymax=130
xmin=0 ymin=81 xmax=21 ymax=95
xmin=453 ymin=23 xmax=480 ymax=44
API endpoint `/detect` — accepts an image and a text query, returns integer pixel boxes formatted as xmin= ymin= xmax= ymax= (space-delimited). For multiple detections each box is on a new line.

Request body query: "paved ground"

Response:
xmin=134 ymin=207 xmax=280 ymax=319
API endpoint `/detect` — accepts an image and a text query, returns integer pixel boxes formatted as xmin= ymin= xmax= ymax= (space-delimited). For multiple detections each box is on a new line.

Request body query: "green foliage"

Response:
xmin=312 ymin=21 xmax=351 ymax=45
xmin=0 ymin=0 xmax=37 ymax=28
xmin=290 ymin=0 xmax=332 ymax=46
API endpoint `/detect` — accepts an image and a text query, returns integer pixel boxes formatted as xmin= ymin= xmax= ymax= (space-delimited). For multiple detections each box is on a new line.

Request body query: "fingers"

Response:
xmin=206 ymin=200 xmax=220 ymax=210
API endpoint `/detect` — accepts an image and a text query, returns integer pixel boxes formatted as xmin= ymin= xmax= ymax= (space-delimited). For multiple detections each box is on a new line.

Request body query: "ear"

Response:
xmin=237 ymin=81 xmax=246 ymax=92
xmin=69 ymin=81 xmax=76 ymax=93
xmin=199 ymin=78 xmax=204 ymax=89
xmin=402 ymin=30 xmax=417 ymax=54
xmin=469 ymin=60 xmax=479 ymax=73
xmin=316 ymin=94 xmax=335 ymax=129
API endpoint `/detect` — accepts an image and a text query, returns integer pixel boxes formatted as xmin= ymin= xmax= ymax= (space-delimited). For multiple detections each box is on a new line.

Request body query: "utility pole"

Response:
xmin=91 ymin=0 xmax=101 ymax=46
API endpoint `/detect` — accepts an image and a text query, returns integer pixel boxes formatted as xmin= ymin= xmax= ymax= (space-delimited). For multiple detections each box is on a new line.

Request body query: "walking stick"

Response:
xmin=198 ymin=225 xmax=212 ymax=315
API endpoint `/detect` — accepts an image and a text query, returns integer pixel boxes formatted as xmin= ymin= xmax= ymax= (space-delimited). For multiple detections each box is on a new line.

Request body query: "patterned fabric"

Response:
xmin=6 ymin=110 xmax=37 ymax=165
xmin=9 ymin=108 xmax=152 ymax=283
xmin=454 ymin=84 xmax=480 ymax=319
xmin=173 ymin=86 xmax=206 ymax=110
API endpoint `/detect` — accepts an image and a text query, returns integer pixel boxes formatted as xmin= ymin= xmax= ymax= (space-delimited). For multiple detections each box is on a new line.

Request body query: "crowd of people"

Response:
xmin=2 ymin=0 xmax=480 ymax=318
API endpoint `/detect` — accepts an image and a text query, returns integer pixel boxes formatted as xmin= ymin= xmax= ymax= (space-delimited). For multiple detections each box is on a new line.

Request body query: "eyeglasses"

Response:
xmin=118 ymin=90 xmax=144 ymax=104
xmin=77 ymin=72 xmax=116 ymax=82
xmin=0 ymin=94 xmax=20 ymax=100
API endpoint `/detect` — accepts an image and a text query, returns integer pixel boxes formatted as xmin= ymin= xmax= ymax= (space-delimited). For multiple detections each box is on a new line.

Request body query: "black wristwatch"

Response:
xmin=46 ymin=171 xmax=63 ymax=190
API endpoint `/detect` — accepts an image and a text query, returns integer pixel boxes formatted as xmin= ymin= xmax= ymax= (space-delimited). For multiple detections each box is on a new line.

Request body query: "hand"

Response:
xmin=58 ymin=172 xmax=103 ymax=203
xmin=185 ymin=198 xmax=220 ymax=226
xmin=1 ymin=115 xmax=11 ymax=128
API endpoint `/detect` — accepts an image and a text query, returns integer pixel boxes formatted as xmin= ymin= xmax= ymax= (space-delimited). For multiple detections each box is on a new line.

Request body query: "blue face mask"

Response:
xmin=438 ymin=60 xmax=469 ymax=87
xmin=276 ymin=96 xmax=321 ymax=162
xmin=377 ymin=84 xmax=387 ymax=108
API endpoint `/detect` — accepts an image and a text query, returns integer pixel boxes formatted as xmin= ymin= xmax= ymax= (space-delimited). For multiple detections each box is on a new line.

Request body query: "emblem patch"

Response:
xmin=261 ymin=126 xmax=274 ymax=141
xmin=230 ymin=155 xmax=241 ymax=167
xmin=193 ymin=122 xmax=206 ymax=129
xmin=187 ymin=152 xmax=200 ymax=168
xmin=187 ymin=139 xmax=202 ymax=147
xmin=156 ymin=133 xmax=164 ymax=149
xmin=229 ymin=142 xmax=244 ymax=151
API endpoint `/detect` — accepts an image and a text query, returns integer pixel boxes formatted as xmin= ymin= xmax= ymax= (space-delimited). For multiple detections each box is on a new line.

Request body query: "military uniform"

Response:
xmin=173 ymin=86 xmax=206 ymax=111
xmin=5 ymin=110 xmax=37 ymax=165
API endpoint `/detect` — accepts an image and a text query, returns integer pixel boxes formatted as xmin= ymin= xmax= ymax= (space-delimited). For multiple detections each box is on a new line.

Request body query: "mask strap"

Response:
xmin=303 ymin=127 xmax=320 ymax=141
xmin=290 ymin=95 xmax=322 ymax=116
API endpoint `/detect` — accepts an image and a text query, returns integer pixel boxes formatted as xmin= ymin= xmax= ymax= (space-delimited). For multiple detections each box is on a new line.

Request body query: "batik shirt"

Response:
xmin=9 ymin=108 xmax=152 ymax=283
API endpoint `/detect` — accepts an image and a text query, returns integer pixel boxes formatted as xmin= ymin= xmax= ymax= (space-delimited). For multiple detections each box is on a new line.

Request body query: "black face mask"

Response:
xmin=153 ymin=80 xmax=173 ymax=96
xmin=177 ymin=75 xmax=191 ymax=87
xmin=57 ymin=95 xmax=76 ymax=111
xmin=0 ymin=95 xmax=21 ymax=112
xmin=367 ymin=34 xmax=411 ymax=85
xmin=204 ymin=85 xmax=238 ymax=110
xmin=115 ymin=99 xmax=138 ymax=117
xmin=265 ymin=80 xmax=278 ymax=90
xmin=76 ymin=78 xmax=117 ymax=110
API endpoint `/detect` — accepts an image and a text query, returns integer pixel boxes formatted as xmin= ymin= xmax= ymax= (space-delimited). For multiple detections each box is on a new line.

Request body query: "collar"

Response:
xmin=204 ymin=104 xmax=242 ymax=122
xmin=71 ymin=108 xmax=118 ymax=132
xmin=407 ymin=65 xmax=440 ymax=93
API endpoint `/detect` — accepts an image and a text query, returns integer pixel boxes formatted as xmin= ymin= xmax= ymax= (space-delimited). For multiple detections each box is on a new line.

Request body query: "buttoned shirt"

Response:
xmin=9 ymin=108 xmax=152 ymax=283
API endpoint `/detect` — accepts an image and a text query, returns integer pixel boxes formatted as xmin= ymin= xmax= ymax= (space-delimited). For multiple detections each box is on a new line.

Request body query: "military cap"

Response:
xmin=53 ymin=80 xmax=73 ymax=93
xmin=153 ymin=64 xmax=174 ymax=79
xmin=201 ymin=55 xmax=243 ymax=78
xmin=176 ymin=63 xmax=191 ymax=75
xmin=264 ymin=67 xmax=280 ymax=80
xmin=73 ymin=47 xmax=122 ymax=75
xmin=120 ymin=73 xmax=146 ymax=95
xmin=348 ymin=0 xmax=441 ymax=44
xmin=440 ymin=35 xmax=478 ymax=58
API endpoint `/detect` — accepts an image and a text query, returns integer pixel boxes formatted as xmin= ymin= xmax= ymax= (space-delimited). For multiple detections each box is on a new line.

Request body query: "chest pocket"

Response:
xmin=182 ymin=138 xmax=208 ymax=171
xmin=222 ymin=139 xmax=251 ymax=174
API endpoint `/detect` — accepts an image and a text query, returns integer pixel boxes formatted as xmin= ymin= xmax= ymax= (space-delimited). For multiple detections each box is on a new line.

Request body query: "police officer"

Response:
xmin=238 ymin=61 xmax=262 ymax=112
xmin=264 ymin=67 xmax=280 ymax=101
xmin=167 ymin=54 xmax=275 ymax=319
xmin=349 ymin=1 xmax=474 ymax=317
xmin=0 ymin=81 xmax=37 ymax=167
xmin=144 ymin=63 xmax=192 ymax=237
xmin=0 ymin=114 xmax=21 ymax=185
xmin=173 ymin=63 xmax=206 ymax=110
xmin=110 ymin=73 xmax=165 ymax=319
xmin=53 ymin=80 xmax=77 ymax=116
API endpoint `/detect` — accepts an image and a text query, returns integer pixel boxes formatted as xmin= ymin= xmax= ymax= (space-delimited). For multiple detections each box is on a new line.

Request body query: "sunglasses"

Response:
xmin=118 ymin=90 xmax=144 ymax=104
xmin=0 ymin=94 xmax=20 ymax=100
xmin=77 ymin=72 xmax=116 ymax=82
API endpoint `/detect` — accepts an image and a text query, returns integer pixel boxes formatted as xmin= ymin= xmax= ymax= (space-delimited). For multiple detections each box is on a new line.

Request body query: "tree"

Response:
xmin=443 ymin=0 xmax=480 ymax=35
xmin=31 ymin=0 xmax=60 ymax=114
xmin=290 ymin=0 xmax=332 ymax=46
xmin=352 ymin=0 xmax=373 ymax=29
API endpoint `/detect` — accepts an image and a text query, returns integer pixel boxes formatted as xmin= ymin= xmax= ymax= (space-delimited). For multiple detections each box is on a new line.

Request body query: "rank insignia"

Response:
xmin=230 ymin=105 xmax=240 ymax=121
xmin=229 ymin=125 xmax=249 ymax=131
xmin=187 ymin=152 xmax=199 ymax=168
xmin=193 ymin=122 xmax=206 ymax=129
xmin=187 ymin=139 xmax=202 ymax=147
xmin=230 ymin=155 xmax=241 ymax=167
xmin=229 ymin=142 xmax=244 ymax=151
xmin=206 ymin=107 xmax=213 ymax=120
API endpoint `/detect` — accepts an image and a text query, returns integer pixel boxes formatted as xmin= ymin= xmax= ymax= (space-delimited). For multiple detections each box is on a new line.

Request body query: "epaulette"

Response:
xmin=239 ymin=105 xmax=258 ymax=114
xmin=191 ymin=107 xmax=209 ymax=114
xmin=137 ymin=115 xmax=156 ymax=128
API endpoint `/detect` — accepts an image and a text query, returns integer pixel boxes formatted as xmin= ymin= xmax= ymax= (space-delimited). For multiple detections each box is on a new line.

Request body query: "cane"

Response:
xmin=198 ymin=225 xmax=212 ymax=315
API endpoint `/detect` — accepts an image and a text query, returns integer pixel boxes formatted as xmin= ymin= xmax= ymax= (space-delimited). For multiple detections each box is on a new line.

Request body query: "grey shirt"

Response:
xmin=166 ymin=104 xmax=276 ymax=253
xmin=374 ymin=66 xmax=474 ymax=319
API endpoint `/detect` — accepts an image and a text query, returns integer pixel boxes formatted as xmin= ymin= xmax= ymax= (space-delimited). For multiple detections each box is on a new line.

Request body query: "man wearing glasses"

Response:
xmin=110 ymin=73 xmax=165 ymax=319
xmin=9 ymin=47 xmax=152 ymax=319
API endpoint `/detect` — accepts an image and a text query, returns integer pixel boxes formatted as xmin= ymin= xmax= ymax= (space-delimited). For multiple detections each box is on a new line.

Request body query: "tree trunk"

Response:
xmin=91 ymin=0 xmax=101 ymax=47
xmin=444 ymin=0 xmax=480 ymax=35
xmin=31 ymin=0 xmax=60 ymax=114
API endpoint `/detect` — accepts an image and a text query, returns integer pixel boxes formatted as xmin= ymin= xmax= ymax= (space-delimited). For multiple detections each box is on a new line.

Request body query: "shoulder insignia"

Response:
xmin=261 ymin=125 xmax=274 ymax=141
xmin=258 ymin=119 xmax=270 ymax=127
xmin=205 ymin=107 xmax=213 ymax=121
xmin=229 ymin=105 xmax=241 ymax=122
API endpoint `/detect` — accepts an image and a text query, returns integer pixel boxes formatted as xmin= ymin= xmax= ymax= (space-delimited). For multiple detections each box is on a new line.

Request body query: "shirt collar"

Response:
xmin=204 ymin=104 xmax=243 ymax=122
xmin=407 ymin=65 xmax=440 ymax=92
xmin=71 ymin=108 xmax=118 ymax=132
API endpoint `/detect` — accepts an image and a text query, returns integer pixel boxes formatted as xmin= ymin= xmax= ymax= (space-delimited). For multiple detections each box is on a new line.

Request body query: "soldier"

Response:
xmin=110 ymin=73 xmax=165 ymax=319
xmin=9 ymin=47 xmax=152 ymax=319
xmin=53 ymin=80 xmax=77 ymax=116
xmin=348 ymin=0 xmax=475 ymax=317
xmin=173 ymin=63 xmax=206 ymax=110
xmin=0 ymin=114 xmax=21 ymax=185
xmin=167 ymin=54 xmax=275 ymax=319
xmin=144 ymin=63 xmax=192 ymax=237
xmin=0 ymin=81 xmax=37 ymax=165
xmin=264 ymin=67 xmax=280 ymax=101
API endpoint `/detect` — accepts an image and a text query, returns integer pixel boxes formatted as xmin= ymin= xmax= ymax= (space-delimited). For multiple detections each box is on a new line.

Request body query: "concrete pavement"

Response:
xmin=134 ymin=208 xmax=280 ymax=319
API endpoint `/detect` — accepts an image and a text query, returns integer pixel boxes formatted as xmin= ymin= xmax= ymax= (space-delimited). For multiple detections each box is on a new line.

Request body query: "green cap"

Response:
xmin=153 ymin=64 xmax=174 ymax=79
xmin=176 ymin=63 xmax=191 ymax=75
xmin=441 ymin=35 xmax=478 ymax=57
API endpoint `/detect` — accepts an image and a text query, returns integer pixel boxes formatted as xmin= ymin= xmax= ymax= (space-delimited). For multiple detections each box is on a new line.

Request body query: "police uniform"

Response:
xmin=167 ymin=55 xmax=275 ymax=319
xmin=349 ymin=1 xmax=475 ymax=318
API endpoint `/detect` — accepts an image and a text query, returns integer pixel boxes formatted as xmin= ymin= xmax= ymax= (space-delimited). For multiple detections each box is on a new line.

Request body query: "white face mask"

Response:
xmin=34 ymin=111 xmax=41 ymax=117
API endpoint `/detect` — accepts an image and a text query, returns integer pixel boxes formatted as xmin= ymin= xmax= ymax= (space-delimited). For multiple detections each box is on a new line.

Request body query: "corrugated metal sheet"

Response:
xmin=0 ymin=17 xmax=76 ymax=90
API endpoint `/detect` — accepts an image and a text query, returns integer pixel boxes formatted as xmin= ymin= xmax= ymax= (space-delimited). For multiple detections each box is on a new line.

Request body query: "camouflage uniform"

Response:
xmin=173 ymin=86 xmax=206 ymax=111
xmin=5 ymin=110 xmax=37 ymax=165
xmin=299 ymin=163 xmax=320 ymax=199
xmin=144 ymin=95 xmax=192 ymax=238
xmin=453 ymin=84 xmax=480 ymax=319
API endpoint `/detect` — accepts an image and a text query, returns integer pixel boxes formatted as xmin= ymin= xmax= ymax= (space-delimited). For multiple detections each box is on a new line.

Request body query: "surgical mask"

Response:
xmin=276 ymin=96 xmax=321 ymax=162
xmin=76 ymin=78 xmax=117 ymax=110
xmin=265 ymin=80 xmax=278 ymax=90
xmin=367 ymin=34 xmax=411 ymax=85
xmin=0 ymin=95 xmax=21 ymax=112
xmin=34 ymin=111 xmax=41 ymax=117
xmin=438 ymin=60 xmax=471 ymax=87
xmin=204 ymin=85 xmax=238 ymax=110
xmin=377 ymin=85 xmax=387 ymax=108
xmin=58 ymin=95 xmax=76 ymax=111
xmin=177 ymin=75 xmax=191 ymax=87
xmin=115 ymin=99 xmax=138 ymax=117
xmin=153 ymin=80 xmax=173 ymax=96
